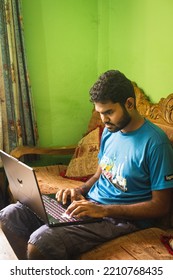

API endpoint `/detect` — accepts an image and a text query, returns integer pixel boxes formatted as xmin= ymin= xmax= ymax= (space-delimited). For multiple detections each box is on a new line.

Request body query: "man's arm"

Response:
xmin=56 ymin=166 xmax=102 ymax=204
xmin=66 ymin=188 xmax=172 ymax=220
xmin=103 ymin=188 xmax=172 ymax=219
xmin=78 ymin=166 xmax=102 ymax=195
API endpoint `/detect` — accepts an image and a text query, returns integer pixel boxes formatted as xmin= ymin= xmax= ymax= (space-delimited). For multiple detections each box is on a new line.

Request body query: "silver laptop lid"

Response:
xmin=0 ymin=150 xmax=48 ymax=224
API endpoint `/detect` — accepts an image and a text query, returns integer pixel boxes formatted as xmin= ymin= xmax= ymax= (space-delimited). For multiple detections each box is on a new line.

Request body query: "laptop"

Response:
xmin=0 ymin=150 xmax=102 ymax=227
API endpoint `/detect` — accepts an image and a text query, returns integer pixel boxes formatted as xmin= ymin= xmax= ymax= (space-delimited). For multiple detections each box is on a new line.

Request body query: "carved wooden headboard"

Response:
xmin=134 ymin=83 xmax=173 ymax=144
xmin=88 ymin=83 xmax=173 ymax=144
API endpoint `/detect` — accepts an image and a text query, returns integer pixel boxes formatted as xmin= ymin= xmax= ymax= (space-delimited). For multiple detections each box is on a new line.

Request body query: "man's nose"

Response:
xmin=101 ymin=114 xmax=109 ymax=124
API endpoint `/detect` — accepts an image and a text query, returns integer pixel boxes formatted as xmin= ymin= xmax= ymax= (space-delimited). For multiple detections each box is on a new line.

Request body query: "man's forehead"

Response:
xmin=94 ymin=101 xmax=119 ymax=112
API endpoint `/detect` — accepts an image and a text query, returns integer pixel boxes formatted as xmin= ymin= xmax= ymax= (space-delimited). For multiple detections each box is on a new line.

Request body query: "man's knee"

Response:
xmin=27 ymin=243 xmax=46 ymax=260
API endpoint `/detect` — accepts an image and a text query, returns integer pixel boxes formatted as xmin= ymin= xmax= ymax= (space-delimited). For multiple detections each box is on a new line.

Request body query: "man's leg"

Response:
xmin=0 ymin=202 xmax=44 ymax=259
xmin=27 ymin=243 xmax=46 ymax=259
xmin=27 ymin=218 xmax=139 ymax=259
xmin=1 ymin=223 xmax=28 ymax=259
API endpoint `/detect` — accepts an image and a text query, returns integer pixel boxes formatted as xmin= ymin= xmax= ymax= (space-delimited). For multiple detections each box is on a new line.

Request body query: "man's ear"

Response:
xmin=125 ymin=97 xmax=135 ymax=110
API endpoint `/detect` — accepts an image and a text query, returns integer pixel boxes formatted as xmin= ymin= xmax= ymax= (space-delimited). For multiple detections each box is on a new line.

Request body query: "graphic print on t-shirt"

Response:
xmin=100 ymin=155 xmax=127 ymax=192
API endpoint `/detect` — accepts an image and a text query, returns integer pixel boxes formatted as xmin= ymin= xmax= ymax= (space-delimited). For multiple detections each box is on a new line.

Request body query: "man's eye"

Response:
xmin=107 ymin=111 xmax=113 ymax=115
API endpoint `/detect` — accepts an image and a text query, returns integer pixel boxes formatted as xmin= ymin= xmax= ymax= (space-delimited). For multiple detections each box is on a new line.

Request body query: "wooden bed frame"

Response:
xmin=8 ymin=84 xmax=173 ymax=259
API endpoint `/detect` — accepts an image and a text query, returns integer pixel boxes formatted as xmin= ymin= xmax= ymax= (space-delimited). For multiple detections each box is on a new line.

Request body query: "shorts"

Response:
xmin=0 ymin=202 xmax=139 ymax=259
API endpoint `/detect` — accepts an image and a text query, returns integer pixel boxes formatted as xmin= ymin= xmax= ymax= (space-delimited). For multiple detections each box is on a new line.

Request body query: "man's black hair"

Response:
xmin=89 ymin=70 xmax=135 ymax=104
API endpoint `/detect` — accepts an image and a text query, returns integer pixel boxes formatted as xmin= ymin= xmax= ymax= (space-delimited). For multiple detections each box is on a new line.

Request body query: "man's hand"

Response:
xmin=65 ymin=199 xmax=106 ymax=218
xmin=55 ymin=188 xmax=84 ymax=205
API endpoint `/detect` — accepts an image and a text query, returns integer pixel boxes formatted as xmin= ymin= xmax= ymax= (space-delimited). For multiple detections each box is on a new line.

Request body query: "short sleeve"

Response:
xmin=148 ymin=142 xmax=173 ymax=190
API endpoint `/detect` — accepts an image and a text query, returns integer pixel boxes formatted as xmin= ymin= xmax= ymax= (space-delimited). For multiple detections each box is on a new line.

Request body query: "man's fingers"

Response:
xmin=55 ymin=188 xmax=84 ymax=205
xmin=62 ymin=189 xmax=70 ymax=204
xmin=55 ymin=189 xmax=69 ymax=204
xmin=55 ymin=189 xmax=63 ymax=201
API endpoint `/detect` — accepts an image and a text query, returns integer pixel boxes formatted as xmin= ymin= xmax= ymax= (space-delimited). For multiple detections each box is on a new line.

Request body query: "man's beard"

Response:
xmin=105 ymin=107 xmax=131 ymax=133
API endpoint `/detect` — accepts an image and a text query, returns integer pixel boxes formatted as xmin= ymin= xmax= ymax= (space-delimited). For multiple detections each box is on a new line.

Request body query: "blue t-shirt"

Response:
xmin=87 ymin=119 xmax=173 ymax=205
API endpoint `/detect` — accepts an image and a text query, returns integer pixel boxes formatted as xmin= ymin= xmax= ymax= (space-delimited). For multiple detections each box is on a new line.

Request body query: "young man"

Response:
xmin=0 ymin=70 xmax=173 ymax=259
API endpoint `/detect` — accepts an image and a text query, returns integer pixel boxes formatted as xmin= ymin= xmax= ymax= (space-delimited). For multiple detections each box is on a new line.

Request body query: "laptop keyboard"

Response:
xmin=42 ymin=194 xmax=79 ymax=222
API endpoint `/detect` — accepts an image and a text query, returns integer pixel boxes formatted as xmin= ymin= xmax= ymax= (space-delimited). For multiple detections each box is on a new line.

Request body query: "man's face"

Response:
xmin=94 ymin=101 xmax=131 ymax=133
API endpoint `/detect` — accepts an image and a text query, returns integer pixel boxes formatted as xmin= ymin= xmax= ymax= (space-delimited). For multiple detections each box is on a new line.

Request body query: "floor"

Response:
xmin=0 ymin=228 xmax=18 ymax=260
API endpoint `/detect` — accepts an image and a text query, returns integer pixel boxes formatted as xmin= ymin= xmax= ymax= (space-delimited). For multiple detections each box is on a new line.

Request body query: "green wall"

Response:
xmin=22 ymin=0 xmax=173 ymax=147
xmin=22 ymin=0 xmax=98 ymax=147
xmin=108 ymin=0 xmax=173 ymax=101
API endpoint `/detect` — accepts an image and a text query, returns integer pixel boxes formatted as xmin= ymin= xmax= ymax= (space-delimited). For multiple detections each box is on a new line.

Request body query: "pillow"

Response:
xmin=65 ymin=126 xmax=102 ymax=180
